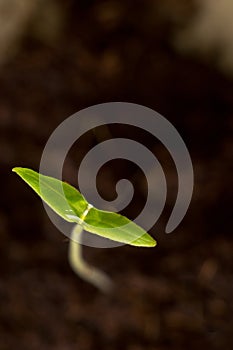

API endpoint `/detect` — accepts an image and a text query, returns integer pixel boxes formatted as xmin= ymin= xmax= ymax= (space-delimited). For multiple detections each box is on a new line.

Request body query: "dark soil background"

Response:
xmin=0 ymin=1 xmax=232 ymax=349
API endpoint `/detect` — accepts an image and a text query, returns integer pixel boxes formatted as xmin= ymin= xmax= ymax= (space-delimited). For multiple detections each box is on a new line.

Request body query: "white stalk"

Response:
xmin=68 ymin=204 xmax=113 ymax=293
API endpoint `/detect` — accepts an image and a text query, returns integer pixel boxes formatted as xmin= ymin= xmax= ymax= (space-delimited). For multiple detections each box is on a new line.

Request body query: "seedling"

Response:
xmin=12 ymin=167 xmax=156 ymax=291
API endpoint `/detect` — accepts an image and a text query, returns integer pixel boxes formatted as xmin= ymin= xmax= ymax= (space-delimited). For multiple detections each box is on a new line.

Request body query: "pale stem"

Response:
xmin=68 ymin=205 xmax=113 ymax=293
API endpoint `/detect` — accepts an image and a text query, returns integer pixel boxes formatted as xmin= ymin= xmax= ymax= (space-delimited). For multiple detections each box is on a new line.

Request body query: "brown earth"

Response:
xmin=0 ymin=1 xmax=232 ymax=349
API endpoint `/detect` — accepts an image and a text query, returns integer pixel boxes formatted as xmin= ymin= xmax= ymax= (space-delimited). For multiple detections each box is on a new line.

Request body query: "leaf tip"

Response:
xmin=150 ymin=239 xmax=157 ymax=247
xmin=12 ymin=167 xmax=22 ymax=174
xmin=144 ymin=237 xmax=157 ymax=248
xmin=131 ymin=233 xmax=157 ymax=247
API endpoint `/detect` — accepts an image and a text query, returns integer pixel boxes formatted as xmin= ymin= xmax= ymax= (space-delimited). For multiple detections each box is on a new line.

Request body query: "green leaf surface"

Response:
xmin=12 ymin=167 xmax=156 ymax=247
xmin=12 ymin=167 xmax=88 ymax=223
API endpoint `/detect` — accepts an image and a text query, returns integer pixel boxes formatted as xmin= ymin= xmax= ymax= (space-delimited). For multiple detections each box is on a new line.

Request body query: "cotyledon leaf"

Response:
xmin=12 ymin=167 xmax=156 ymax=247
xmin=82 ymin=208 xmax=156 ymax=247
xmin=12 ymin=167 xmax=88 ymax=223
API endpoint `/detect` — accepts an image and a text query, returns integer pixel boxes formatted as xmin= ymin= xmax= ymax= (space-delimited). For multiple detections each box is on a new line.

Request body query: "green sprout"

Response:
xmin=12 ymin=167 xmax=156 ymax=292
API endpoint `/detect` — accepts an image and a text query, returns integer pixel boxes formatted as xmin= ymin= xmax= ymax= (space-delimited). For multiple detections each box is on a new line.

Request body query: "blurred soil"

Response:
xmin=0 ymin=1 xmax=232 ymax=349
